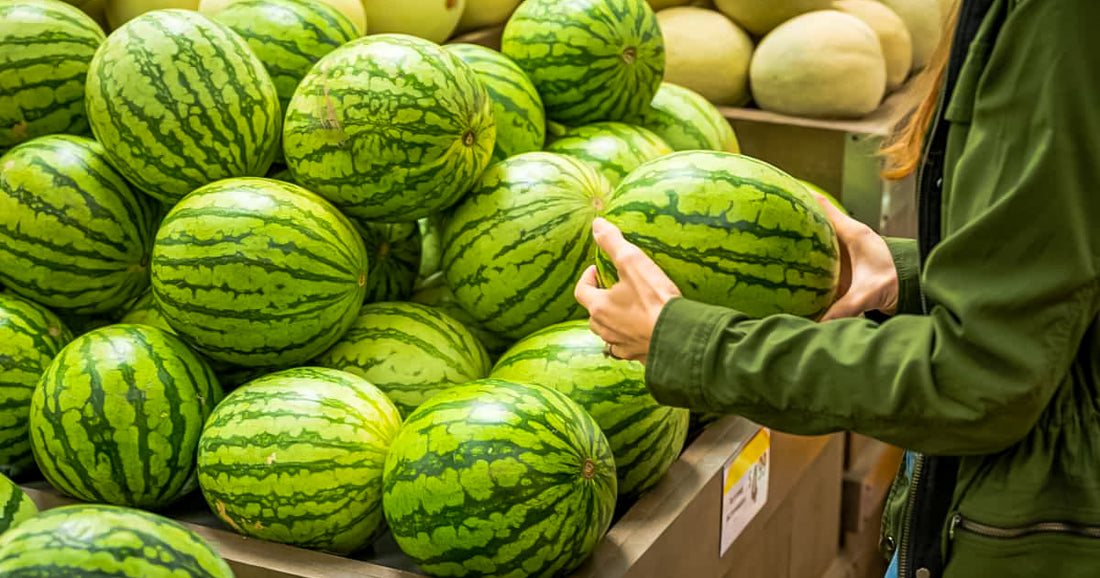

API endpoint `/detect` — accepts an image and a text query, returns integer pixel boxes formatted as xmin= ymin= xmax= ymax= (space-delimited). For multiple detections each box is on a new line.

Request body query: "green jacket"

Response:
xmin=644 ymin=0 xmax=1100 ymax=576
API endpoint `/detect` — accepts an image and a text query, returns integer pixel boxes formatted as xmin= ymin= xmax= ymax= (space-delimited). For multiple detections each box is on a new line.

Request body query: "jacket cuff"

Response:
xmin=884 ymin=237 xmax=922 ymax=315
xmin=645 ymin=297 xmax=739 ymax=409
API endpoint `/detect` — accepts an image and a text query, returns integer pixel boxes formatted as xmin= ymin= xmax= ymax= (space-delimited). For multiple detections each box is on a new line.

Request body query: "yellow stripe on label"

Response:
xmin=724 ymin=428 xmax=770 ymax=494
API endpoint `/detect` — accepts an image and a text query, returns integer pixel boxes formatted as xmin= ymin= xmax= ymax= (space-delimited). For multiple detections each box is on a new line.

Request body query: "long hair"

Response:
xmin=881 ymin=2 xmax=961 ymax=180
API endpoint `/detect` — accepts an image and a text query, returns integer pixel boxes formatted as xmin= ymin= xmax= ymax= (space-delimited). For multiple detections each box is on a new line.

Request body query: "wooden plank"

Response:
xmin=446 ymin=25 xmax=504 ymax=50
xmin=841 ymin=441 xmax=903 ymax=534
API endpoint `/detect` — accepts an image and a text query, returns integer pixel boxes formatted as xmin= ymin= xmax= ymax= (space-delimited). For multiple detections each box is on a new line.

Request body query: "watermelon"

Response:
xmin=211 ymin=0 xmax=359 ymax=115
xmin=0 ymin=0 xmax=105 ymax=152
xmin=197 ymin=367 xmax=401 ymax=554
xmin=416 ymin=214 xmax=445 ymax=284
xmin=283 ymin=34 xmax=495 ymax=222
xmin=0 ymin=473 xmax=37 ymax=535
xmin=798 ymin=178 xmax=848 ymax=213
xmin=314 ymin=302 xmax=490 ymax=417
xmin=491 ymin=320 xmax=689 ymax=502
xmin=0 ymin=504 xmax=234 ymax=577
xmin=0 ymin=293 xmax=72 ymax=479
xmin=598 ymin=151 xmax=841 ymax=319
xmin=445 ymin=43 xmax=545 ymax=164
xmin=410 ymin=273 xmax=514 ymax=355
xmin=442 ymin=152 xmax=610 ymax=341
xmin=635 ymin=82 xmax=740 ymax=153
xmin=545 ymin=122 xmax=673 ymax=187
xmin=0 ymin=135 xmax=157 ymax=314
xmin=501 ymin=0 xmax=664 ymax=125
xmin=356 ymin=222 xmax=421 ymax=303
xmin=29 ymin=324 xmax=223 ymax=509
xmin=383 ymin=379 xmax=616 ymax=577
xmin=85 ymin=9 xmax=282 ymax=205
xmin=150 ymin=177 xmax=368 ymax=367
xmin=118 ymin=288 xmax=172 ymax=332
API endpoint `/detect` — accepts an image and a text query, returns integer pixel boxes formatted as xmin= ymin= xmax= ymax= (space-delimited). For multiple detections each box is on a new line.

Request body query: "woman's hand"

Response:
xmin=574 ymin=218 xmax=681 ymax=364
xmin=815 ymin=194 xmax=900 ymax=321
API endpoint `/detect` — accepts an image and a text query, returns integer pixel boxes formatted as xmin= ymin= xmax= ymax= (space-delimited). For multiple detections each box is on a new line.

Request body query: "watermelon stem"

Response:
xmin=622 ymin=47 xmax=637 ymax=65
xmin=583 ymin=459 xmax=596 ymax=479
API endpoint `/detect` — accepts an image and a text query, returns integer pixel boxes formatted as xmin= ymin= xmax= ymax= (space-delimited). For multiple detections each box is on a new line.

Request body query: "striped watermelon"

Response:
xmin=635 ymin=82 xmax=740 ymax=153
xmin=383 ymin=379 xmax=616 ymax=577
xmin=212 ymin=0 xmax=358 ymax=115
xmin=85 ymin=9 xmax=282 ymax=205
xmin=416 ymin=214 xmax=444 ymax=284
xmin=545 ymin=122 xmax=673 ymax=187
xmin=29 ymin=324 xmax=223 ymax=509
xmin=356 ymin=222 xmax=421 ymax=303
xmin=0 ymin=0 xmax=105 ymax=152
xmin=410 ymin=273 xmax=514 ymax=355
xmin=0 ymin=504 xmax=234 ymax=577
xmin=118 ymin=289 xmax=172 ymax=332
xmin=0 ymin=473 xmax=37 ymax=535
xmin=150 ymin=177 xmax=368 ymax=367
xmin=445 ymin=43 xmax=545 ymax=164
xmin=197 ymin=367 xmax=401 ymax=554
xmin=0 ymin=294 xmax=72 ymax=479
xmin=598 ymin=151 xmax=840 ymax=319
xmin=283 ymin=34 xmax=495 ymax=222
xmin=798 ymin=178 xmax=848 ymax=213
xmin=314 ymin=302 xmax=490 ymax=417
xmin=491 ymin=320 xmax=689 ymax=502
xmin=501 ymin=0 xmax=664 ymax=125
xmin=0 ymin=135 xmax=157 ymax=314
xmin=442 ymin=152 xmax=611 ymax=340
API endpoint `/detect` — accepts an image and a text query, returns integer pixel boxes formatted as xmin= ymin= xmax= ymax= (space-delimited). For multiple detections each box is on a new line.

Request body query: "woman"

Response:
xmin=574 ymin=0 xmax=1100 ymax=576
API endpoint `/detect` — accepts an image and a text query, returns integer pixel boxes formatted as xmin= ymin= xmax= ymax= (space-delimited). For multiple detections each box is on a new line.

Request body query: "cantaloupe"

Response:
xmin=712 ymin=0 xmax=832 ymax=36
xmin=362 ymin=0 xmax=467 ymax=43
xmin=749 ymin=11 xmax=886 ymax=118
xmin=648 ymin=0 xmax=692 ymax=8
xmin=658 ymin=7 xmax=753 ymax=106
xmin=833 ymin=0 xmax=912 ymax=91
xmin=877 ymin=0 xmax=940 ymax=70
xmin=198 ymin=0 xmax=366 ymax=33
xmin=457 ymin=0 xmax=520 ymax=32
xmin=105 ymin=0 xmax=199 ymax=29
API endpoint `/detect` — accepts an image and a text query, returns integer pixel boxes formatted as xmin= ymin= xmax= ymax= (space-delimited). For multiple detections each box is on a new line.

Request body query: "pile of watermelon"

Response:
xmin=0 ymin=0 xmax=840 ymax=575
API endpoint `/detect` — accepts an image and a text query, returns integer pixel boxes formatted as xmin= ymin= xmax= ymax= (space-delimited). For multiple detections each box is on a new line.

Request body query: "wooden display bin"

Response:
xmin=22 ymin=417 xmax=843 ymax=578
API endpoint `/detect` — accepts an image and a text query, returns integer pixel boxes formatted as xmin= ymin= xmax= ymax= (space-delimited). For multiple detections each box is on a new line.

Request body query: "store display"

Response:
xmin=878 ymin=0 xmax=941 ymax=70
xmin=833 ymin=0 xmax=913 ymax=91
xmin=635 ymin=82 xmax=742 ymax=153
xmin=657 ymin=6 xmax=754 ymax=106
xmin=546 ymin=122 xmax=673 ymax=186
xmin=200 ymin=0 xmax=366 ymax=33
xmin=457 ymin=0 xmax=521 ymax=32
xmin=712 ymin=0 xmax=831 ymax=36
xmin=361 ymin=0 xmax=466 ymax=43
xmin=410 ymin=274 xmax=514 ymax=355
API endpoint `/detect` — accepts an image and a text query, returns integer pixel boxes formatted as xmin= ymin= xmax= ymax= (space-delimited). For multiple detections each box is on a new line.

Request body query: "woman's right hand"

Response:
xmin=814 ymin=194 xmax=900 ymax=321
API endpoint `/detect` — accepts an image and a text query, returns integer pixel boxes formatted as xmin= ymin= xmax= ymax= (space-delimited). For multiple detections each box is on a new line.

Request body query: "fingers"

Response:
xmin=819 ymin=292 xmax=868 ymax=322
xmin=812 ymin=193 xmax=866 ymax=240
xmin=573 ymin=265 xmax=602 ymax=309
xmin=592 ymin=218 xmax=641 ymax=269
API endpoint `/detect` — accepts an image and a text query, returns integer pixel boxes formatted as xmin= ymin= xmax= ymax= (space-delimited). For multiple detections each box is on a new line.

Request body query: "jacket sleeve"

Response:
xmin=884 ymin=237 xmax=922 ymax=316
xmin=645 ymin=0 xmax=1100 ymax=455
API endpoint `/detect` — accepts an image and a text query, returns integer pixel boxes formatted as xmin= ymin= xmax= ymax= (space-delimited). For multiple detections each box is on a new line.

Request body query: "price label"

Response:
xmin=720 ymin=428 xmax=770 ymax=556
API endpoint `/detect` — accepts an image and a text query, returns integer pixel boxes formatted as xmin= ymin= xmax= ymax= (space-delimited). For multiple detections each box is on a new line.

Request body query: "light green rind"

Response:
xmin=501 ymin=0 xmax=664 ymax=125
xmin=383 ymin=379 xmax=616 ymax=578
xmin=356 ymin=222 xmax=422 ymax=303
xmin=283 ymin=34 xmax=495 ymax=222
xmin=445 ymin=43 xmax=545 ymax=163
xmin=314 ymin=302 xmax=490 ymax=418
xmin=197 ymin=367 xmax=401 ymax=555
xmin=634 ymin=82 xmax=740 ymax=153
xmin=441 ymin=152 xmax=611 ymax=340
xmin=0 ymin=473 xmax=37 ymax=535
xmin=0 ymin=135 xmax=157 ymax=314
xmin=798 ymin=179 xmax=849 ymax=214
xmin=410 ymin=273 xmax=513 ymax=356
xmin=0 ymin=504 xmax=234 ymax=577
xmin=0 ymin=293 xmax=72 ymax=479
xmin=29 ymin=324 xmax=223 ymax=509
xmin=0 ymin=0 xmax=105 ymax=151
xmin=598 ymin=151 xmax=840 ymax=319
xmin=118 ymin=288 xmax=173 ymax=333
xmin=151 ymin=177 xmax=368 ymax=367
xmin=417 ymin=214 xmax=445 ymax=283
xmin=491 ymin=320 xmax=689 ymax=502
xmin=85 ymin=9 xmax=282 ymax=205
xmin=545 ymin=121 xmax=673 ymax=186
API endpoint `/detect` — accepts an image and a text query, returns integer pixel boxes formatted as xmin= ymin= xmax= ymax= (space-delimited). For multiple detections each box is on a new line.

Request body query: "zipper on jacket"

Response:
xmin=897 ymin=454 xmax=927 ymax=578
xmin=950 ymin=513 xmax=1100 ymax=541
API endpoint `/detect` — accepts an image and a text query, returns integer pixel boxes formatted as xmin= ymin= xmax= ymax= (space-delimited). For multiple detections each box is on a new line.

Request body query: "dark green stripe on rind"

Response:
xmin=410 ymin=273 xmax=514 ymax=355
xmin=634 ymin=82 xmax=741 ymax=153
xmin=0 ymin=294 xmax=72 ymax=479
xmin=314 ymin=302 xmax=490 ymax=417
xmin=85 ymin=9 xmax=281 ymax=205
xmin=283 ymin=34 xmax=495 ymax=222
xmin=502 ymin=0 xmax=664 ymax=125
xmin=0 ymin=0 xmax=105 ymax=151
xmin=0 ymin=473 xmax=37 ymax=535
xmin=599 ymin=151 xmax=840 ymax=319
xmin=441 ymin=152 xmax=611 ymax=340
xmin=0 ymin=504 xmax=233 ymax=577
xmin=28 ymin=324 xmax=222 ymax=509
xmin=545 ymin=121 xmax=672 ymax=186
xmin=491 ymin=320 xmax=688 ymax=502
xmin=198 ymin=367 xmax=401 ymax=555
xmin=355 ymin=221 xmax=422 ymax=303
xmin=151 ymin=177 xmax=367 ymax=367
xmin=383 ymin=379 xmax=616 ymax=578
xmin=0 ymin=135 xmax=156 ymax=314
xmin=446 ymin=43 xmax=545 ymax=163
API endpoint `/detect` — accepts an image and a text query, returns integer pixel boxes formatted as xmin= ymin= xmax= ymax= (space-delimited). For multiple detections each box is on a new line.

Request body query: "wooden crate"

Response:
xmin=22 ymin=418 xmax=843 ymax=578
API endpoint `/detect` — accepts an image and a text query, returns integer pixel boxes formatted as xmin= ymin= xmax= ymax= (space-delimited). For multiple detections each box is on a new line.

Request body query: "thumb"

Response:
xmin=818 ymin=291 xmax=867 ymax=322
xmin=813 ymin=193 xmax=863 ymax=239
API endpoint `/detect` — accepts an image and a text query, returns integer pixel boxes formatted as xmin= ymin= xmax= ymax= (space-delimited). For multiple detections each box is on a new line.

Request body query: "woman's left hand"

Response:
xmin=574 ymin=218 xmax=681 ymax=364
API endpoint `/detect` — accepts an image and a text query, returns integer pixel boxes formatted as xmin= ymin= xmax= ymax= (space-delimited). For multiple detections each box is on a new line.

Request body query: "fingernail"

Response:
xmin=592 ymin=217 xmax=608 ymax=232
